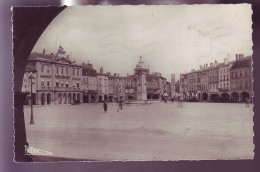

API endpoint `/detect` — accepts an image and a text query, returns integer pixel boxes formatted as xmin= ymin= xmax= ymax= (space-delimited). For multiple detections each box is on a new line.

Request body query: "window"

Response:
xmin=77 ymin=83 xmax=79 ymax=88
xmin=56 ymin=67 xmax=59 ymax=74
xmin=66 ymin=83 xmax=68 ymax=88
xmin=47 ymin=68 xmax=50 ymax=73
xmin=77 ymin=69 xmax=79 ymax=75
xmin=61 ymin=68 xmax=64 ymax=74
xmin=41 ymin=79 xmax=44 ymax=86
xmin=61 ymin=82 xmax=64 ymax=87
xmin=41 ymin=65 xmax=44 ymax=73
xmin=47 ymin=79 xmax=50 ymax=87
xmin=73 ymin=69 xmax=75 ymax=75
xmin=66 ymin=68 xmax=69 ymax=75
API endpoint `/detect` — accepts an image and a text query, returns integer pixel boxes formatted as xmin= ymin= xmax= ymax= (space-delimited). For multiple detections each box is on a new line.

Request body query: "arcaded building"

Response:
xmin=178 ymin=54 xmax=253 ymax=103
xmin=230 ymin=55 xmax=253 ymax=102
xmin=23 ymin=46 xmax=83 ymax=105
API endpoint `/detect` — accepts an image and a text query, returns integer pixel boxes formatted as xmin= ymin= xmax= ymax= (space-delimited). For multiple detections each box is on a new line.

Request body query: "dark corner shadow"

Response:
xmin=13 ymin=6 xmax=66 ymax=162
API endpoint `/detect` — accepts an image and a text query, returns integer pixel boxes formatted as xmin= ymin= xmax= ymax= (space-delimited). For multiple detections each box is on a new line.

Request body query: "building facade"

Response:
xmin=179 ymin=54 xmax=253 ymax=103
xmin=230 ymin=55 xmax=253 ymax=102
xmin=23 ymin=46 xmax=83 ymax=105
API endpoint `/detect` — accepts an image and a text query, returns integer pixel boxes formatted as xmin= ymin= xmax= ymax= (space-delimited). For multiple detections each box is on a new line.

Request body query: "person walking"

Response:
xmin=103 ymin=101 xmax=108 ymax=113
xmin=245 ymin=97 xmax=249 ymax=107
xmin=117 ymin=100 xmax=123 ymax=112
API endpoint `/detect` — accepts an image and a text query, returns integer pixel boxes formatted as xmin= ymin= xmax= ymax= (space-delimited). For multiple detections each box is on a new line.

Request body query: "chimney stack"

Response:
xmin=236 ymin=54 xmax=239 ymax=60
xmin=206 ymin=64 xmax=208 ymax=68
xmin=224 ymin=58 xmax=228 ymax=65
xmin=239 ymin=54 xmax=244 ymax=59
xmin=214 ymin=60 xmax=218 ymax=67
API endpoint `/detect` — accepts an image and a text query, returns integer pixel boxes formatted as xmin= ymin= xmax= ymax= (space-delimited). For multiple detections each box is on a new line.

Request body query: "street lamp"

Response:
xmin=28 ymin=74 xmax=35 ymax=125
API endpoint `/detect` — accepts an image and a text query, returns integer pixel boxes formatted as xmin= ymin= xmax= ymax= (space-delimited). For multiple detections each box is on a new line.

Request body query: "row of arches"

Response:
xmin=200 ymin=91 xmax=250 ymax=102
xmin=40 ymin=92 xmax=81 ymax=105
xmin=83 ymin=94 xmax=114 ymax=103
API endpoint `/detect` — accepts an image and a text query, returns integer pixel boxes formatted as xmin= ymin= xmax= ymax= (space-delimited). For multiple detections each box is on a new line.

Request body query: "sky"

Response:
xmin=32 ymin=5 xmax=252 ymax=80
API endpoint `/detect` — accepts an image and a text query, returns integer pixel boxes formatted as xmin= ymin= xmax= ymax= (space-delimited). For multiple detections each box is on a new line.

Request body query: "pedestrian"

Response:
xmin=103 ymin=101 xmax=108 ymax=113
xmin=117 ymin=100 xmax=123 ymax=112
xmin=245 ymin=97 xmax=249 ymax=107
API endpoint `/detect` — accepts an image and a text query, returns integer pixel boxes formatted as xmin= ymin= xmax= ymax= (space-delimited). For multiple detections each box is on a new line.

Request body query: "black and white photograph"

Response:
xmin=13 ymin=4 xmax=254 ymax=162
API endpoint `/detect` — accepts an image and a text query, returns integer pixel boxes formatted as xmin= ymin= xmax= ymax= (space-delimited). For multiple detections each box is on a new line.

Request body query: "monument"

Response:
xmin=134 ymin=56 xmax=149 ymax=102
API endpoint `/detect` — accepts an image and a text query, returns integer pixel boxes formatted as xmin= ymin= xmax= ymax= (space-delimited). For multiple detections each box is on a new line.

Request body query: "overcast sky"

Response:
xmin=32 ymin=5 xmax=252 ymax=80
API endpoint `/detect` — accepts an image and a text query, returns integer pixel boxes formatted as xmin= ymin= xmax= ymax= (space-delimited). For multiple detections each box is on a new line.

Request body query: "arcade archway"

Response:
xmin=241 ymin=92 xmax=249 ymax=102
xmin=41 ymin=93 xmax=45 ymax=105
xmin=202 ymin=92 xmax=208 ymax=101
xmin=220 ymin=93 xmax=229 ymax=102
xmin=98 ymin=95 xmax=103 ymax=102
xmin=231 ymin=92 xmax=239 ymax=102
xmin=47 ymin=93 xmax=51 ymax=105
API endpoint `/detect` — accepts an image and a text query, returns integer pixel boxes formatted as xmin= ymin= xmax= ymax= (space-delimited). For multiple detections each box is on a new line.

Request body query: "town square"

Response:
xmin=24 ymin=102 xmax=253 ymax=161
xmin=13 ymin=5 xmax=254 ymax=161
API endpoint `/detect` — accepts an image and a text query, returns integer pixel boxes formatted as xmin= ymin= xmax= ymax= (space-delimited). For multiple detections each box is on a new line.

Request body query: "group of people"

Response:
xmin=103 ymin=100 xmax=123 ymax=113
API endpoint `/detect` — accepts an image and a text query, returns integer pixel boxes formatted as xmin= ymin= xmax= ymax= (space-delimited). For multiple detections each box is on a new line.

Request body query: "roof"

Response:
xmin=28 ymin=52 xmax=80 ymax=66
xmin=230 ymin=56 xmax=252 ymax=69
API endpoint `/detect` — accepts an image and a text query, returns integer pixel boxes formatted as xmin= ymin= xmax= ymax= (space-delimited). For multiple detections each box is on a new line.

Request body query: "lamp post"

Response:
xmin=29 ymin=74 xmax=35 ymax=125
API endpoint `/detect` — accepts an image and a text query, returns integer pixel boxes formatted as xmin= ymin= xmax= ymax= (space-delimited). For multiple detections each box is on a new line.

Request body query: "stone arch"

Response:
xmin=91 ymin=95 xmax=96 ymax=103
xmin=104 ymin=95 xmax=108 ymax=102
xmin=77 ymin=93 xmax=80 ymax=102
xmin=220 ymin=93 xmax=230 ymax=102
xmin=231 ymin=92 xmax=239 ymax=102
xmin=98 ymin=95 xmax=103 ymax=102
xmin=73 ymin=93 xmax=76 ymax=102
xmin=41 ymin=93 xmax=45 ymax=105
xmin=63 ymin=93 xmax=67 ymax=104
xmin=58 ymin=93 xmax=62 ymax=104
xmin=83 ymin=95 xmax=89 ymax=103
xmin=68 ymin=93 xmax=72 ymax=104
xmin=202 ymin=92 xmax=208 ymax=101
xmin=241 ymin=92 xmax=249 ymax=102
xmin=109 ymin=96 xmax=113 ymax=102
xmin=47 ymin=93 xmax=51 ymax=105
xmin=210 ymin=94 xmax=219 ymax=102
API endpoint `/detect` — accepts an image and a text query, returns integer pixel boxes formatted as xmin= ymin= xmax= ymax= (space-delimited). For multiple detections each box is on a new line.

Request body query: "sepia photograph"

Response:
xmin=13 ymin=4 xmax=254 ymax=162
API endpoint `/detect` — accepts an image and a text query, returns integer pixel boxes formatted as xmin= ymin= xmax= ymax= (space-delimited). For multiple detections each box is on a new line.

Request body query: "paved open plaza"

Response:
xmin=24 ymin=102 xmax=254 ymax=161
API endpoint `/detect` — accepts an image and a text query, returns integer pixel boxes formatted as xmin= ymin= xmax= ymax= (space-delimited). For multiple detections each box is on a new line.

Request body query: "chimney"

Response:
xmin=206 ymin=64 xmax=208 ymax=68
xmin=236 ymin=54 xmax=239 ymax=60
xmin=100 ymin=66 xmax=104 ymax=74
xmin=224 ymin=58 xmax=228 ymax=65
xmin=114 ymin=73 xmax=117 ymax=76
xmin=214 ymin=60 xmax=218 ymax=66
xmin=239 ymin=54 xmax=244 ymax=59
